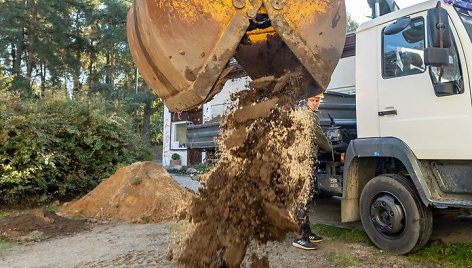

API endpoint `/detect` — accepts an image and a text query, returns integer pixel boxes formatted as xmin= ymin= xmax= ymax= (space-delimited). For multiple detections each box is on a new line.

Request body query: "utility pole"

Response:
xmin=135 ymin=67 xmax=139 ymax=94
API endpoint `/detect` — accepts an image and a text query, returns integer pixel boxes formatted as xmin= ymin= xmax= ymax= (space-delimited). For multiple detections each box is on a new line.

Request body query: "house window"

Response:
xmin=171 ymin=122 xmax=188 ymax=149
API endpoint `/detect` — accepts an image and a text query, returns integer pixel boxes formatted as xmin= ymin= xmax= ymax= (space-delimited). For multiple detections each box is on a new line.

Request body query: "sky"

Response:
xmin=346 ymin=0 xmax=428 ymax=24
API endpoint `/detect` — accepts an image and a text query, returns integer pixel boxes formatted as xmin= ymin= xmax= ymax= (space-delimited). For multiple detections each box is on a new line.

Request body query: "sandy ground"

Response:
xmin=0 ymin=220 xmax=428 ymax=268
xmin=1 ymin=175 xmax=471 ymax=267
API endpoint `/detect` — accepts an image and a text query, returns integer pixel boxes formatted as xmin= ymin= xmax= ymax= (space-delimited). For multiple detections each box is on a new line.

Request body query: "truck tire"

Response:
xmin=360 ymin=174 xmax=432 ymax=254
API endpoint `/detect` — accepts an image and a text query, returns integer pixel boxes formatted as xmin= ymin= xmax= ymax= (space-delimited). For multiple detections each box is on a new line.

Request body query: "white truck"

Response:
xmin=340 ymin=0 xmax=472 ymax=254
xmin=187 ymin=0 xmax=472 ymax=254
xmin=324 ymin=0 xmax=472 ymax=254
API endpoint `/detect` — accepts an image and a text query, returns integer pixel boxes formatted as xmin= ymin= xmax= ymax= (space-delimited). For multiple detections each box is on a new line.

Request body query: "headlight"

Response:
xmin=326 ymin=128 xmax=342 ymax=142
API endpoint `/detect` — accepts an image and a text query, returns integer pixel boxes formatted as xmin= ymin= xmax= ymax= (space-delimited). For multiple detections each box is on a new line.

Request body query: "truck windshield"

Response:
xmin=449 ymin=0 xmax=472 ymax=40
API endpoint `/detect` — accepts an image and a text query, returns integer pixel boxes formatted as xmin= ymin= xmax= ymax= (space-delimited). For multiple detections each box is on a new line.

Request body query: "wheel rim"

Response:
xmin=370 ymin=192 xmax=405 ymax=237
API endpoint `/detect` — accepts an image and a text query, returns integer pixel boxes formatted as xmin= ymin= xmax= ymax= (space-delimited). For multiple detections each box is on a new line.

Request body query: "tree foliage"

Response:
xmin=0 ymin=66 xmax=12 ymax=90
xmin=0 ymin=0 xmax=163 ymax=204
xmin=347 ymin=13 xmax=360 ymax=33
xmin=0 ymin=0 xmax=163 ymax=145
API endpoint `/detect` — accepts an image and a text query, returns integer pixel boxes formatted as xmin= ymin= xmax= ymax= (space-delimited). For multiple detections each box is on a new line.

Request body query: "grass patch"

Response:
xmin=312 ymin=224 xmax=472 ymax=267
xmin=311 ymin=224 xmax=369 ymax=244
xmin=0 ymin=213 xmax=8 ymax=221
xmin=165 ymin=221 xmax=194 ymax=241
xmin=328 ymin=252 xmax=358 ymax=266
xmin=141 ymin=216 xmax=151 ymax=223
xmin=166 ymin=167 xmax=188 ymax=175
xmin=165 ymin=221 xmax=188 ymax=232
xmin=44 ymin=204 xmax=60 ymax=212
xmin=28 ymin=231 xmax=46 ymax=242
xmin=131 ymin=176 xmax=142 ymax=186
xmin=166 ymin=163 xmax=209 ymax=176
xmin=0 ymin=239 xmax=23 ymax=251
xmin=408 ymin=241 xmax=472 ymax=267
xmin=0 ymin=209 xmax=17 ymax=221
xmin=192 ymin=163 xmax=208 ymax=173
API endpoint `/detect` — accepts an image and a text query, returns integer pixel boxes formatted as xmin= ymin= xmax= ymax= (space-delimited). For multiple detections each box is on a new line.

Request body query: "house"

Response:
xmin=161 ymin=71 xmax=250 ymax=167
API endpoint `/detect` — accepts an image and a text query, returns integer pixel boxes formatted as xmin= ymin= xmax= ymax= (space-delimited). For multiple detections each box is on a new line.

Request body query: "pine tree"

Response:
xmin=347 ymin=13 xmax=360 ymax=33
xmin=0 ymin=0 xmax=164 ymax=145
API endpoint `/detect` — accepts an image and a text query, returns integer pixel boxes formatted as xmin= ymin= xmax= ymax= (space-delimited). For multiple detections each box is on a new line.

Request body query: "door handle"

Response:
xmin=378 ymin=110 xmax=398 ymax=116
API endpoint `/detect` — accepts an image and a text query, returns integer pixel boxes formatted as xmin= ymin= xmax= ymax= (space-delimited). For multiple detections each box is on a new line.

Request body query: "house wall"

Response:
xmin=162 ymin=106 xmax=188 ymax=166
xmin=163 ymin=107 xmax=203 ymax=166
xmin=203 ymin=77 xmax=252 ymax=123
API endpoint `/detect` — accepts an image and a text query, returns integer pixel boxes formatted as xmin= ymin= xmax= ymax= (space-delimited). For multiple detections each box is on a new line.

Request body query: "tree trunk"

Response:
xmin=65 ymin=72 xmax=73 ymax=100
xmin=105 ymin=48 xmax=115 ymax=90
xmin=87 ymin=44 xmax=95 ymax=91
xmin=133 ymin=107 xmax=140 ymax=133
xmin=105 ymin=50 xmax=111 ymax=85
xmin=10 ymin=44 xmax=16 ymax=72
xmin=13 ymin=29 xmax=25 ymax=77
xmin=40 ymin=63 xmax=46 ymax=96
xmin=26 ymin=0 xmax=37 ymax=86
xmin=73 ymin=50 xmax=81 ymax=94
xmin=143 ymin=101 xmax=153 ymax=146
xmin=72 ymin=13 xmax=82 ymax=93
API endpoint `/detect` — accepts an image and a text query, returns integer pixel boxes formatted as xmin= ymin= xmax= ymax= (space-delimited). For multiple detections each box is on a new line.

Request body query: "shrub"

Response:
xmin=0 ymin=93 xmax=151 ymax=205
xmin=171 ymin=153 xmax=181 ymax=160
xmin=0 ymin=67 xmax=12 ymax=91
xmin=131 ymin=176 xmax=142 ymax=186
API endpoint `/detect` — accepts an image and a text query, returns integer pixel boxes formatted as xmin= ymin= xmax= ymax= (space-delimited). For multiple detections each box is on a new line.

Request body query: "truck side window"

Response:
xmin=382 ymin=17 xmax=425 ymax=79
xmin=428 ymin=13 xmax=464 ymax=96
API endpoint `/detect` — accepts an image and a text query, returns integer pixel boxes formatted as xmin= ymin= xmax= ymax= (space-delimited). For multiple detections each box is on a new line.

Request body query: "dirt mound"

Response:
xmin=0 ymin=209 xmax=89 ymax=241
xmin=178 ymin=74 xmax=315 ymax=267
xmin=60 ymin=162 xmax=195 ymax=223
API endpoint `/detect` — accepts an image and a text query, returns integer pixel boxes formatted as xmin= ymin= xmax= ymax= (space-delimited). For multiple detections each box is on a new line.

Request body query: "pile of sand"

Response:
xmin=60 ymin=162 xmax=195 ymax=223
xmin=0 ymin=209 xmax=89 ymax=241
xmin=178 ymin=74 xmax=315 ymax=267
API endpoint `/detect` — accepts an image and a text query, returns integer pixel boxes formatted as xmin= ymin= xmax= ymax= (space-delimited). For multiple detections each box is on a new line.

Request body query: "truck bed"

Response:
xmin=187 ymin=92 xmax=357 ymax=150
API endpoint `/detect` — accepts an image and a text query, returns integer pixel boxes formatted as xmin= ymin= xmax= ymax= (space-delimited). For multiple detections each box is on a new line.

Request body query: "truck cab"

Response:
xmin=337 ymin=0 xmax=472 ymax=255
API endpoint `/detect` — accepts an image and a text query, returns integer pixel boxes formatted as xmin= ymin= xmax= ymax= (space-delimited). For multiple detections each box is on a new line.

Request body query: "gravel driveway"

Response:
xmin=0 ymin=220 xmax=427 ymax=268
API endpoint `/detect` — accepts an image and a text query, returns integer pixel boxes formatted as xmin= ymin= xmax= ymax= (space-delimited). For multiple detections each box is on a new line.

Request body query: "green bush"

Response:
xmin=0 ymin=67 xmax=12 ymax=91
xmin=171 ymin=153 xmax=180 ymax=160
xmin=0 ymin=92 xmax=151 ymax=205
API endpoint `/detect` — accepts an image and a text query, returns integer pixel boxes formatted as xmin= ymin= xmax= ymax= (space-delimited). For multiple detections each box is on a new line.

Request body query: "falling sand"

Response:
xmin=178 ymin=73 xmax=317 ymax=267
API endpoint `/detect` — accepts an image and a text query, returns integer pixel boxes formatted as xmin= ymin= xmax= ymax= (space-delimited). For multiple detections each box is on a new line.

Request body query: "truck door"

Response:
xmin=377 ymin=13 xmax=472 ymax=160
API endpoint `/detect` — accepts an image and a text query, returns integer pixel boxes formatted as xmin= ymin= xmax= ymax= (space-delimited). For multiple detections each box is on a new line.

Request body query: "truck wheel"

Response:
xmin=360 ymin=174 xmax=432 ymax=254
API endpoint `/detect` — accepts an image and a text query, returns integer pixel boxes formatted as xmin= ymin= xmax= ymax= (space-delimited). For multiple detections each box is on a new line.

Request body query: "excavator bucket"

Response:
xmin=127 ymin=0 xmax=346 ymax=112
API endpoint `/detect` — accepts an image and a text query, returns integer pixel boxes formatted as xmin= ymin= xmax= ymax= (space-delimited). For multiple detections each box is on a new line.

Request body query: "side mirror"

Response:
xmin=427 ymin=3 xmax=452 ymax=48
xmin=384 ymin=17 xmax=411 ymax=35
xmin=424 ymin=47 xmax=451 ymax=66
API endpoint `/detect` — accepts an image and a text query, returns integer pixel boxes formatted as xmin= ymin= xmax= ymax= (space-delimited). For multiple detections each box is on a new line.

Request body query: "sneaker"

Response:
xmin=308 ymin=233 xmax=324 ymax=243
xmin=292 ymin=238 xmax=318 ymax=250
